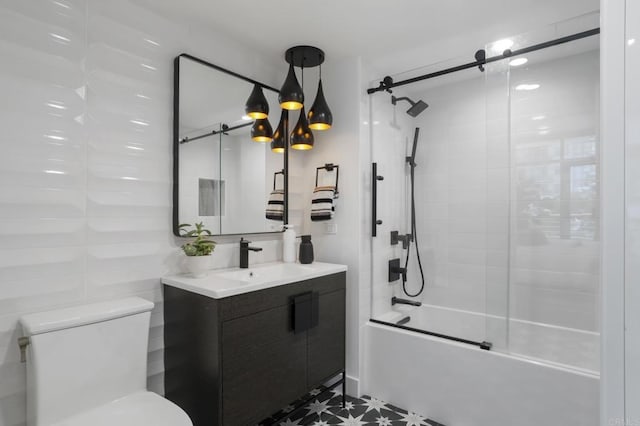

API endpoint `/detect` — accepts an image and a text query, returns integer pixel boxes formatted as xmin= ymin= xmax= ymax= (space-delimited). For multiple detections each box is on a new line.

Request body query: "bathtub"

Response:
xmin=361 ymin=308 xmax=600 ymax=426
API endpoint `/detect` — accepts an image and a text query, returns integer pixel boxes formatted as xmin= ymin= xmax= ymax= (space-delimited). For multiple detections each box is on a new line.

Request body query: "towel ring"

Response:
xmin=273 ymin=169 xmax=284 ymax=191
xmin=315 ymin=163 xmax=339 ymax=193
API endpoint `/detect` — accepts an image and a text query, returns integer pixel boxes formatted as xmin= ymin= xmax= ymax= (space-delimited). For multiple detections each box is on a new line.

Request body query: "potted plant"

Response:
xmin=179 ymin=222 xmax=216 ymax=278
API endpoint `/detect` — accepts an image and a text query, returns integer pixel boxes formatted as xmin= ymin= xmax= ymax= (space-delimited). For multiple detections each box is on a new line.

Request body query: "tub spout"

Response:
xmin=391 ymin=297 xmax=421 ymax=307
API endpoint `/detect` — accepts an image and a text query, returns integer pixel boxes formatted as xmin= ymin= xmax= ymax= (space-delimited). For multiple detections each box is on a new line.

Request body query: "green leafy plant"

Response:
xmin=179 ymin=222 xmax=216 ymax=256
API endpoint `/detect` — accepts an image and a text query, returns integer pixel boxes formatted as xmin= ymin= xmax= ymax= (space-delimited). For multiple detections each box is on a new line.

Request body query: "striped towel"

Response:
xmin=311 ymin=186 xmax=338 ymax=221
xmin=266 ymin=189 xmax=284 ymax=221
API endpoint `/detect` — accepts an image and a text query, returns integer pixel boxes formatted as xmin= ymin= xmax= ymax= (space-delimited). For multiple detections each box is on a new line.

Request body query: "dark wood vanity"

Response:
xmin=163 ymin=271 xmax=346 ymax=426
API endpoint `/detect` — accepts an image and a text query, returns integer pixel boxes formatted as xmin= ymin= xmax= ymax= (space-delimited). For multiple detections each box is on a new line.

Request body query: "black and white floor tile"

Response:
xmin=258 ymin=386 xmax=444 ymax=426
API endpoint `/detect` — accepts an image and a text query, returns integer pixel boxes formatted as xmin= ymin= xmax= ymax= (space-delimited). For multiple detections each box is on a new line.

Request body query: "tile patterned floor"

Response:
xmin=259 ymin=386 xmax=444 ymax=426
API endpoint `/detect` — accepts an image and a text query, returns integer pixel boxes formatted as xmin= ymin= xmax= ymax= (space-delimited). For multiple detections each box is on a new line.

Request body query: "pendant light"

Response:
xmin=244 ymin=84 xmax=269 ymax=119
xmin=271 ymin=110 xmax=287 ymax=153
xmin=279 ymin=63 xmax=304 ymax=111
xmin=251 ymin=118 xmax=273 ymax=142
xmin=308 ymin=63 xmax=332 ymax=130
xmin=290 ymin=106 xmax=314 ymax=150
xmin=290 ymin=63 xmax=314 ymax=150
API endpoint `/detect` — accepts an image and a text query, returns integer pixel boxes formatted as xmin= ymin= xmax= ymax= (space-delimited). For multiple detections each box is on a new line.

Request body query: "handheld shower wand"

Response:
xmin=402 ymin=127 xmax=426 ymax=298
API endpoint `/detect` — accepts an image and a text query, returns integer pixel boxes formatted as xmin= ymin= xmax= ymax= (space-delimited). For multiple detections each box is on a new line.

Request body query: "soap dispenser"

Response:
xmin=283 ymin=225 xmax=296 ymax=263
xmin=299 ymin=235 xmax=314 ymax=264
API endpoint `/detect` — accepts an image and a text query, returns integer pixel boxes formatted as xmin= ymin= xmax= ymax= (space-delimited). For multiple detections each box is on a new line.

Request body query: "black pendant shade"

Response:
xmin=308 ymin=79 xmax=332 ymax=130
xmin=245 ymin=84 xmax=269 ymax=119
xmin=290 ymin=107 xmax=314 ymax=150
xmin=271 ymin=111 xmax=287 ymax=153
xmin=251 ymin=118 xmax=273 ymax=142
xmin=279 ymin=64 xmax=304 ymax=111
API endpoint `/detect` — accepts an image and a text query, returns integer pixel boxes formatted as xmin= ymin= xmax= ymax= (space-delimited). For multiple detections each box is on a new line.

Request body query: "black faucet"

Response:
xmin=391 ymin=297 xmax=422 ymax=307
xmin=239 ymin=238 xmax=263 ymax=269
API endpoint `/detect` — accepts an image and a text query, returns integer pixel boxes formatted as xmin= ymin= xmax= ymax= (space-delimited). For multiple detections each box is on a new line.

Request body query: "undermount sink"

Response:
xmin=216 ymin=263 xmax=317 ymax=283
xmin=161 ymin=261 xmax=347 ymax=299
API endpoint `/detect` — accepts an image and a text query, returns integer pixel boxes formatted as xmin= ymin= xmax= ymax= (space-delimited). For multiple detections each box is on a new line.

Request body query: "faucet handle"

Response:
xmin=240 ymin=237 xmax=250 ymax=245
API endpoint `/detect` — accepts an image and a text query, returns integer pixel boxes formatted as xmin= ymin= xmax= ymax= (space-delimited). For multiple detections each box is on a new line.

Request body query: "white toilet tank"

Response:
xmin=20 ymin=297 xmax=155 ymax=426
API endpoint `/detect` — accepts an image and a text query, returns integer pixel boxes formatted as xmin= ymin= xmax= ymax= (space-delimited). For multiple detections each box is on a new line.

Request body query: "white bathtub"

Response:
xmin=377 ymin=302 xmax=600 ymax=372
xmin=361 ymin=320 xmax=599 ymax=426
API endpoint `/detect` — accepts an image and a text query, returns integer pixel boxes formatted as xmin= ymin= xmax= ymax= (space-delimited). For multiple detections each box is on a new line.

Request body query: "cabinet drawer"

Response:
xmin=222 ymin=305 xmax=307 ymax=425
xmin=220 ymin=272 xmax=345 ymax=321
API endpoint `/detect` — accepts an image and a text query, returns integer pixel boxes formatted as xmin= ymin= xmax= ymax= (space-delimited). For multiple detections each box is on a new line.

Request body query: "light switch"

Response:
xmin=325 ymin=223 xmax=337 ymax=234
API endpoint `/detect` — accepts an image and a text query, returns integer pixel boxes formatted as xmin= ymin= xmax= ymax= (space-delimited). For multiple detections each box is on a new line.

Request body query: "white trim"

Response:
xmin=345 ymin=375 xmax=359 ymax=397
xmin=600 ymin=0 xmax=627 ymax=423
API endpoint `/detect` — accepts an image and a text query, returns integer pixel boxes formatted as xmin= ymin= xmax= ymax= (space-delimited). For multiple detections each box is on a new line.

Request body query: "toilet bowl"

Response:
xmin=19 ymin=297 xmax=192 ymax=426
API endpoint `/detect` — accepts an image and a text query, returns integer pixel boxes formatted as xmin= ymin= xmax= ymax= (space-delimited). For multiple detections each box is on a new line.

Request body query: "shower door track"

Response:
xmin=366 ymin=27 xmax=600 ymax=94
xmin=370 ymin=318 xmax=493 ymax=350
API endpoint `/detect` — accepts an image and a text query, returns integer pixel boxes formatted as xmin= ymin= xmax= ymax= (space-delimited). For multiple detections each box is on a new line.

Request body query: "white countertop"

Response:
xmin=162 ymin=261 xmax=347 ymax=299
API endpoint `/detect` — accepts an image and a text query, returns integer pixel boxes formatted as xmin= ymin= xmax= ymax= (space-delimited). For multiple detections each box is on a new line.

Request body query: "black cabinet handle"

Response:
xmin=292 ymin=291 xmax=319 ymax=334
xmin=372 ymin=163 xmax=384 ymax=237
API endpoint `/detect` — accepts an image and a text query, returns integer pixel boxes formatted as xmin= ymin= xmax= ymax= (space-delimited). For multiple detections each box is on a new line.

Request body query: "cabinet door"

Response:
xmin=221 ymin=304 xmax=307 ymax=425
xmin=307 ymin=289 xmax=346 ymax=388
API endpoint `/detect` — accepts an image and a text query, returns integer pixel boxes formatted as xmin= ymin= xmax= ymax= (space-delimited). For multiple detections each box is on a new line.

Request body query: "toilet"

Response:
xmin=19 ymin=297 xmax=192 ymax=426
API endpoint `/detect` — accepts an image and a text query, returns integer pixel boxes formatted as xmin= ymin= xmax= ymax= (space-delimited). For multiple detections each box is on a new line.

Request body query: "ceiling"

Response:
xmin=138 ymin=0 xmax=598 ymax=62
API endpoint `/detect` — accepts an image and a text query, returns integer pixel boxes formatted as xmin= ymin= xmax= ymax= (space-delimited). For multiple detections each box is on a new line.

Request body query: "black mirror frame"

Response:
xmin=173 ymin=53 xmax=288 ymax=237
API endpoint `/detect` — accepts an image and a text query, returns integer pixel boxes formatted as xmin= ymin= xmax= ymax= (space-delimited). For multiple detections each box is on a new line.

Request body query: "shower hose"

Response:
xmin=402 ymin=150 xmax=426 ymax=298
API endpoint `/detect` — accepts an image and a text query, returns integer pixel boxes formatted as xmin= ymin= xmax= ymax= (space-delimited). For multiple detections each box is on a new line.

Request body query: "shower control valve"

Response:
xmin=390 ymin=231 xmax=412 ymax=249
xmin=388 ymin=258 xmax=406 ymax=282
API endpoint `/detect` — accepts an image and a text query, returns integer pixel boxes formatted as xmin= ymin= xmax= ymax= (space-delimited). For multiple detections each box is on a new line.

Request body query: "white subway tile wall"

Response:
xmin=0 ymin=1 xmax=281 ymax=424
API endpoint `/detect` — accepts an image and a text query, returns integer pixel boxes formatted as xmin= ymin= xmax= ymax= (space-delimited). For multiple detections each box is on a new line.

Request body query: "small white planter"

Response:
xmin=183 ymin=255 xmax=212 ymax=278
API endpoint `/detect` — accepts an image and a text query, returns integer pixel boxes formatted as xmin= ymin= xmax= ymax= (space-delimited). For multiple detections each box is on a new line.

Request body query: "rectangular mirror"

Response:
xmin=174 ymin=54 xmax=286 ymax=236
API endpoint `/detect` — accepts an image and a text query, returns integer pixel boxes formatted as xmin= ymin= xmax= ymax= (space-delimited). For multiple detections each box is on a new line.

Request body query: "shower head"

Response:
xmin=391 ymin=95 xmax=429 ymax=117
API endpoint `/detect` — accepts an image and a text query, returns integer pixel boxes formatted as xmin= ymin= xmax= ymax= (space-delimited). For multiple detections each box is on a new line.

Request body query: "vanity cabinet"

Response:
xmin=163 ymin=271 xmax=346 ymax=426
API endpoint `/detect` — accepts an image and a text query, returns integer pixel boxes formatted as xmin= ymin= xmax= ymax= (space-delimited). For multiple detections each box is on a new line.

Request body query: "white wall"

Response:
xmin=0 ymin=2 xmax=282 ymax=425
xmin=623 ymin=1 xmax=640 ymax=421
xmin=286 ymin=56 xmax=364 ymax=393
xmin=600 ymin=0 xmax=632 ymax=424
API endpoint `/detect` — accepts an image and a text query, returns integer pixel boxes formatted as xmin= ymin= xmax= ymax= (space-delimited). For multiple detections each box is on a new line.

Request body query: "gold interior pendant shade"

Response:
xmin=270 ymin=111 xmax=287 ymax=153
xmin=251 ymin=118 xmax=273 ymax=142
xmin=290 ymin=106 xmax=314 ymax=150
xmin=244 ymin=83 xmax=269 ymax=119
xmin=308 ymin=65 xmax=332 ymax=130
xmin=278 ymin=64 xmax=304 ymax=111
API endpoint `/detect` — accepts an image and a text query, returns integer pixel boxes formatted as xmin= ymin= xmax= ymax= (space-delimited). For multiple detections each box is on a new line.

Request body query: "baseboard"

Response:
xmin=345 ymin=375 xmax=359 ymax=396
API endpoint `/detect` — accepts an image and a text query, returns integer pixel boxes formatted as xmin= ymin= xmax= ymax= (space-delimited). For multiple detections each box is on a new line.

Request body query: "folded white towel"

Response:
xmin=266 ymin=190 xmax=284 ymax=221
xmin=311 ymin=186 xmax=337 ymax=221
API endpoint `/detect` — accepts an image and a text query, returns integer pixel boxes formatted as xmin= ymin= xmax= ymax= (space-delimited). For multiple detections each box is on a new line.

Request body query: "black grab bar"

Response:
xmin=372 ymin=162 xmax=383 ymax=236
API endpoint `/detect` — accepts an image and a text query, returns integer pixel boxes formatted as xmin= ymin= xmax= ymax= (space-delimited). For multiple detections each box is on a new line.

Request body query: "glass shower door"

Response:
xmin=369 ymin=56 xmax=493 ymax=349
xmin=484 ymin=15 xmax=601 ymax=371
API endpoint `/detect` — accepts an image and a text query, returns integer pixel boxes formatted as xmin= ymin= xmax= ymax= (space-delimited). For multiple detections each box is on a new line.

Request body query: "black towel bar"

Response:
xmin=273 ymin=169 xmax=284 ymax=191
xmin=315 ymin=163 xmax=339 ymax=192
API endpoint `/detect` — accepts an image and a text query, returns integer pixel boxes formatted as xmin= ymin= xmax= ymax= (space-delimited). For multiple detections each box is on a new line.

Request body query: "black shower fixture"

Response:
xmin=373 ymin=76 xmax=395 ymax=93
xmin=391 ymin=95 xmax=429 ymax=117
xmin=475 ymin=49 xmax=486 ymax=72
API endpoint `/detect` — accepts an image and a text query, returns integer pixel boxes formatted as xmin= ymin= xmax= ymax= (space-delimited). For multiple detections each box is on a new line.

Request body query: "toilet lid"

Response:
xmin=51 ymin=391 xmax=192 ymax=426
